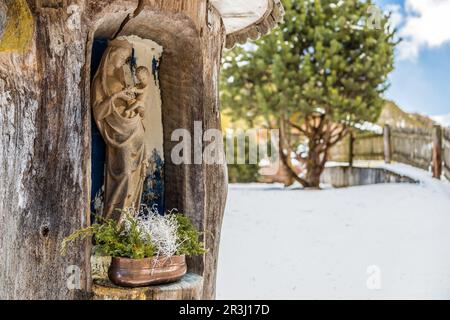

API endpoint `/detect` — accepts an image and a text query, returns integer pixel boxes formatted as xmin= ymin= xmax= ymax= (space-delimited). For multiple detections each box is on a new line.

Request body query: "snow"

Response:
xmin=216 ymin=163 xmax=450 ymax=299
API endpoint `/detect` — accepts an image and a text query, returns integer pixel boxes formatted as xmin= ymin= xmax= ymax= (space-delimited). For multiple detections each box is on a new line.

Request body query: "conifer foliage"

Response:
xmin=221 ymin=0 xmax=397 ymax=187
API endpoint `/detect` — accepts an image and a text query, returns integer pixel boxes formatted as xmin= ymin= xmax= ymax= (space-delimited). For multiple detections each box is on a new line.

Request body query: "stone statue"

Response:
xmin=91 ymin=39 xmax=150 ymax=221
xmin=124 ymin=66 xmax=150 ymax=119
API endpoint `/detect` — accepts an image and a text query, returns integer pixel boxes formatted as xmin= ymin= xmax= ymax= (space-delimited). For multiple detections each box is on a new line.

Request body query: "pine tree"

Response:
xmin=221 ymin=0 xmax=397 ymax=187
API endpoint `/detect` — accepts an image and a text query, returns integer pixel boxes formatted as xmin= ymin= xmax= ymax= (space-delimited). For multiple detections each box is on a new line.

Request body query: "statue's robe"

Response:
xmin=91 ymin=42 xmax=148 ymax=221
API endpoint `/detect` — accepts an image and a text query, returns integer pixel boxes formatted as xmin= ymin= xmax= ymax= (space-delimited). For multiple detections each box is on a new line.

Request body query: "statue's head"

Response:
xmin=135 ymin=66 xmax=151 ymax=86
xmin=108 ymin=39 xmax=133 ymax=69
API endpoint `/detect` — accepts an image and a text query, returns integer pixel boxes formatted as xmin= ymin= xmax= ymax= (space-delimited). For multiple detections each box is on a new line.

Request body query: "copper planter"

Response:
xmin=108 ymin=255 xmax=187 ymax=287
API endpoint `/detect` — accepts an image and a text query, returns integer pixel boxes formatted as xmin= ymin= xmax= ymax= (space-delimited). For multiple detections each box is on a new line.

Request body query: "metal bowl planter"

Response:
xmin=108 ymin=255 xmax=187 ymax=287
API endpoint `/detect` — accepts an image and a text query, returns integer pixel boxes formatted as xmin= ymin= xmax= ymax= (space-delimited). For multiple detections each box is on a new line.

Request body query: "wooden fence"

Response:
xmin=329 ymin=132 xmax=384 ymax=163
xmin=329 ymin=124 xmax=449 ymax=180
xmin=444 ymin=128 xmax=450 ymax=180
xmin=328 ymin=135 xmax=352 ymax=162
xmin=391 ymin=127 xmax=433 ymax=170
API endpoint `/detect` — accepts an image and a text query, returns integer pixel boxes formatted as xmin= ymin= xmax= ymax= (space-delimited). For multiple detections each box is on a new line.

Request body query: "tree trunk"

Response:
xmin=305 ymin=148 xmax=325 ymax=189
xmin=0 ymin=0 xmax=91 ymax=299
xmin=1 ymin=0 xmax=227 ymax=300
xmin=199 ymin=5 xmax=228 ymax=300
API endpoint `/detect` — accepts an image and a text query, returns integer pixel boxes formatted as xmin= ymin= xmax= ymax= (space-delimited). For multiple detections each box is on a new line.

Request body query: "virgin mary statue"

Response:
xmin=91 ymin=39 xmax=149 ymax=221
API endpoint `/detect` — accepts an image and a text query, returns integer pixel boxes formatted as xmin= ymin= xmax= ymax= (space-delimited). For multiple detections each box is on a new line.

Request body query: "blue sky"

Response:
xmin=375 ymin=0 xmax=450 ymax=120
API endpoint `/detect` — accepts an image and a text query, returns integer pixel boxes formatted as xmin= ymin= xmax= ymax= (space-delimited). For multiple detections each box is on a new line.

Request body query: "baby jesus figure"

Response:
xmin=124 ymin=66 xmax=151 ymax=119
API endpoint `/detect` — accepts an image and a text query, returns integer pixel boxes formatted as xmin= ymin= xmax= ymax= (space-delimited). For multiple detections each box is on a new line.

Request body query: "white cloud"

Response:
xmin=432 ymin=114 xmax=450 ymax=127
xmin=396 ymin=0 xmax=450 ymax=60
xmin=385 ymin=4 xmax=404 ymax=29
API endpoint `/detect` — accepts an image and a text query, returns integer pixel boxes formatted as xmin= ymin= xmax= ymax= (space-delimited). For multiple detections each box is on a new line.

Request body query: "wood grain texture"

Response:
xmin=0 ymin=0 xmax=34 ymax=52
xmin=391 ymin=127 xmax=433 ymax=170
xmin=93 ymin=273 xmax=203 ymax=300
xmin=0 ymin=0 xmax=91 ymax=299
xmin=329 ymin=132 xmax=384 ymax=163
xmin=1 ymin=0 xmax=228 ymax=299
xmin=329 ymin=125 xmax=434 ymax=171
xmin=384 ymin=124 xmax=392 ymax=164
xmin=444 ymin=128 xmax=450 ymax=181
xmin=200 ymin=4 xmax=228 ymax=300
xmin=432 ymin=125 xmax=442 ymax=179
xmin=0 ymin=2 xmax=6 ymax=38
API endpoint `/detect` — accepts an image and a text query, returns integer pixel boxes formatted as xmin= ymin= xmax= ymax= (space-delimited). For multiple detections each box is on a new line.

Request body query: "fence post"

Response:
xmin=432 ymin=124 xmax=442 ymax=179
xmin=348 ymin=132 xmax=354 ymax=167
xmin=384 ymin=124 xmax=392 ymax=164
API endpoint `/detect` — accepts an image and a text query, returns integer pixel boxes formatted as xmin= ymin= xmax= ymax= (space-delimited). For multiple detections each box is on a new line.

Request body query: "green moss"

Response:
xmin=0 ymin=0 xmax=33 ymax=53
xmin=175 ymin=214 xmax=206 ymax=256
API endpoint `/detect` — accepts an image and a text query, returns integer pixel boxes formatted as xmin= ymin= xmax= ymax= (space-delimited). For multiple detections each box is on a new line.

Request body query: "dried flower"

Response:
xmin=137 ymin=206 xmax=180 ymax=257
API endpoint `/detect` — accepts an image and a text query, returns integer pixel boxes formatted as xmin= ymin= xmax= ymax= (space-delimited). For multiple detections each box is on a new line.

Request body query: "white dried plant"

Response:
xmin=118 ymin=206 xmax=182 ymax=258
xmin=137 ymin=206 xmax=180 ymax=257
xmin=93 ymin=186 xmax=104 ymax=216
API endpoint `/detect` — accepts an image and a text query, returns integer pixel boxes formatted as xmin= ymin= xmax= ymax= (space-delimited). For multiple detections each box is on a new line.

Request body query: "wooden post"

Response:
xmin=432 ymin=125 xmax=443 ymax=179
xmin=384 ymin=124 xmax=392 ymax=164
xmin=92 ymin=274 xmax=204 ymax=300
xmin=348 ymin=132 xmax=354 ymax=167
xmin=0 ymin=0 xmax=228 ymax=300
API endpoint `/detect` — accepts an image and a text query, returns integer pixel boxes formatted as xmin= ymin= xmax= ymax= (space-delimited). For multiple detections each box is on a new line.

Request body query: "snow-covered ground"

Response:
xmin=216 ymin=163 xmax=450 ymax=299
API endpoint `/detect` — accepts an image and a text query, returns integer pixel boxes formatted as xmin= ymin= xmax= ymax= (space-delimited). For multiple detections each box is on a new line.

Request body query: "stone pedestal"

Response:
xmin=93 ymin=273 xmax=203 ymax=300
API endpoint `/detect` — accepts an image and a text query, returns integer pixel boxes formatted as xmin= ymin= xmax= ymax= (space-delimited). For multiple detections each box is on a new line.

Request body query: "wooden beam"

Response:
xmin=384 ymin=124 xmax=392 ymax=164
xmin=432 ymin=125 xmax=443 ymax=179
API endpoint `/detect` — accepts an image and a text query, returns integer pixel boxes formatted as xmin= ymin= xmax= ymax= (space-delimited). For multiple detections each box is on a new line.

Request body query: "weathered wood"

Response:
xmin=200 ymin=5 xmax=228 ymax=300
xmin=348 ymin=132 xmax=354 ymax=167
xmin=0 ymin=2 xmax=6 ymax=37
xmin=354 ymin=133 xmax=384 ymax=160
xmin=0 ymin=0 xmax=34 ymax=52
xmin=93 ymin=273 xmax=203 ymax=300
xmin=443 ymin=128 xmax=450 ymax=181
xmin=328 ymin=131 xmax=384 ymax=163
xmin=384 ymin=124 xmax=392 ymax=164
xmin=0 ymin=0 xmax=229 ymax=300
xmin=391 ymin=127 xmax=433 ymax=170
xmin=0 ymin=0 xmax=91 ymax=299
xmin=328 ymin=134 xmax=351 ymax=162
xmin=329 ymin=124 xmax=438 ymax=174
xmin=116 ymin=2 xmax=227 ymax=299
xmin=432 ymin=125 xmax=442 ymax=179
